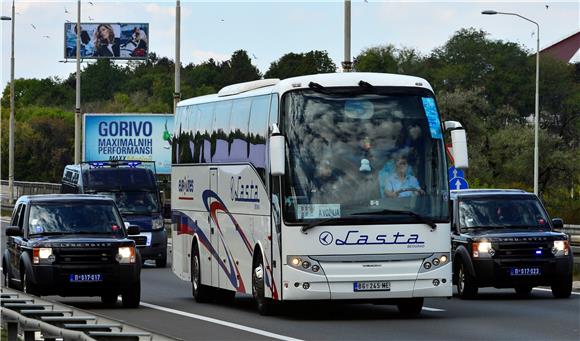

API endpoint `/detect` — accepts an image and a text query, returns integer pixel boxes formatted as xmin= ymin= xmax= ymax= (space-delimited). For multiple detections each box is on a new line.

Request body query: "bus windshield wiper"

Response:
xmin=301 ymin=216 xmax=372 ymax=234
xmin=352 ymin=209 xmax=437 ymax=230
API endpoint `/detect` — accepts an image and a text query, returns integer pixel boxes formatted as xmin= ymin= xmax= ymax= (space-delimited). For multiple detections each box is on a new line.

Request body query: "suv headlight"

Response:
xmin=472 ymin=241 xmax=494 ymax=258
xmin=116 ymin=246 xmax=136 ymax=264
xmin=33 ymin=247 xmax=55 ymax=264
xmin=552 ymin=240 xmax=569 ymax=256
xmin=152 ymin=216 xmax=164 ymax=231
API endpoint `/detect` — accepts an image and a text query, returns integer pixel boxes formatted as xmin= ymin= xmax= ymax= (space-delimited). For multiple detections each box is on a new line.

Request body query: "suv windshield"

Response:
xmin=458 ymin=195 xmax=550 ymax=230
xmin=98 ymin=191 xmax=160 ymax=215
xmin=28 ymin=202 xmax=125 ymax=236
xmin=282 ymin=88 xmax=449 ymax=224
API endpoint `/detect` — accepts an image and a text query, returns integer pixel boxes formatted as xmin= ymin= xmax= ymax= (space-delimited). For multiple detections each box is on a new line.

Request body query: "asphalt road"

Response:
xmin=2 ymin=219 xmax=579 ymax=341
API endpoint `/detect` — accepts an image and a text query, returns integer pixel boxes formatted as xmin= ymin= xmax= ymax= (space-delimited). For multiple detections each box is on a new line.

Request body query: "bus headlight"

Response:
xmin=33 ymin=248 xmax=54 ymax=264
xmin=419 ymin=253 xmax=450 ymax=273
xmin=552 ymin=240 xmax=569 ymax=256
xmin=287 ymin=256 xmax=324 ymax=275
xmin=116 ymin=246 xmax=136 ymax=264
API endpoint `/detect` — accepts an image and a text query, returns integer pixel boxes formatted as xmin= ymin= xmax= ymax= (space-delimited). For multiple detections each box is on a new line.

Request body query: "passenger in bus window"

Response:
xmin=309 ymin=159 xmax=344 ymax=202
xmin=379 ymin=153 xmax=424 ymax=198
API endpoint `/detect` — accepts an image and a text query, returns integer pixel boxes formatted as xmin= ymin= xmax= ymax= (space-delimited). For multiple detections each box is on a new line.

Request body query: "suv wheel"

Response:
xmin=122 ymin=281 xmax=141 ymax=308
xmin=21 ymin=270 xmax=38 ymax=296
xmin=514 ymin=286 xmax=533 ymax=296
xmin=397 ymin=298 xmax=424 ymax=317
xmin=101 ymin=293 xmax=118 ymax=305
xmin=155 ymin=254 xmax=167 ymax=268
xmin=191 ymin=244 xmax=213 ymax=303
xmin=457 ymin=262 xmax=478 ymax=299
xmin=551 ymin=277 xmax=572 ymax=298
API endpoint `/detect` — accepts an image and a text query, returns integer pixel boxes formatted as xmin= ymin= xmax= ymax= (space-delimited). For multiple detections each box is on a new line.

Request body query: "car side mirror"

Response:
xmin=5 ymin=226 xmax=22 ymax=237
xmin=126 ymin=225 xmax=140 ymax=236
xmin=551 ymin=218 xmax=564 ymax=229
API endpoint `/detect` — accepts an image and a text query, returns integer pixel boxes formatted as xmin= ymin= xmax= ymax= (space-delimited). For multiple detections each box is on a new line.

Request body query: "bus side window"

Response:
xmin=212 ymin=100 xmax=233 ymax=162
xmin=197 ymin=103 xmax=215 ymax=163
xmin=249 ymin=95 xmax=270 ymax=183
xmin=229 ymin=98 xmax=251 ymax=162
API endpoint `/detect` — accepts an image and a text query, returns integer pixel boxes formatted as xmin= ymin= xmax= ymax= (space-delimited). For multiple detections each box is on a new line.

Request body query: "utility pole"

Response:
xmin=8 ymin=0 xmax=15 ymax=203
xmin=74 ymin=0 xmax=81 ymax=163
xmin=174 ymin=0 xmax=181 ymax=113
xmin=342 ymin=0 xmax=352 ymax=72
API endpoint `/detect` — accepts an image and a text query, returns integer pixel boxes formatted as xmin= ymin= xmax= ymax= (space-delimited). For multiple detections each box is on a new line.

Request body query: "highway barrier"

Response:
xmin=1 ymin=288 xmax=166 ymax=340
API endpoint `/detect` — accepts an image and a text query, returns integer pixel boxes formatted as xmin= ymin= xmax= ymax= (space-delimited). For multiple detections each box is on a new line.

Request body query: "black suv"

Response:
xmin=2 ymin=194 xmax=142 ymax=307
xmin=450 ymin=189 xmax=573 ymax=299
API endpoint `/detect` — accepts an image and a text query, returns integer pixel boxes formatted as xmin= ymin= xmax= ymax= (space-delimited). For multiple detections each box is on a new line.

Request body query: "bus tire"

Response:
xmin=397 ymin=298 xmax=423 ymax=317
xmin=192 ymin=243 xmax=213 ymax=303
xmin=252 ymin=256 xmax=274 ymax=315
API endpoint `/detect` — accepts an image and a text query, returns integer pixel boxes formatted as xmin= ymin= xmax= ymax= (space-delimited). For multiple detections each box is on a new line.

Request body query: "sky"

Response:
xmin=1 ymin=0 xmax=578 ymax=91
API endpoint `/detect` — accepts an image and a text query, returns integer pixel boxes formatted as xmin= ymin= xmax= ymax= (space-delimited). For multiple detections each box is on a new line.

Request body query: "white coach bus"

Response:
xmin=171 ymin=72 xmax=468 ymax=316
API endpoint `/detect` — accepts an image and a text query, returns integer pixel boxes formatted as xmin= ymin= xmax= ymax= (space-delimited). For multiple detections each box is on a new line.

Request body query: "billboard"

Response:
xmin=83 ymin=114 xmax=173 ymax=174
xmin=65 ymin=23 xmax=149 ymax=59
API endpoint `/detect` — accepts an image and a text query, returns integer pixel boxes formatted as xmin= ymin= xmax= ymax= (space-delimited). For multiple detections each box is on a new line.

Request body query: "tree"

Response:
xmin=427 ymin=28 xmax=533 ymax=115
xmin=79 ymin=59 xmax=128 ymax=103
xmin=264 ymin=50 xmax=336 ymax=79
xmin=219 ymin=50 xmax=261 ymax=86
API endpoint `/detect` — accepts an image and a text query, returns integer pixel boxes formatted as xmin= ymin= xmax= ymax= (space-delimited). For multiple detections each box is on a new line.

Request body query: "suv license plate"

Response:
xmin=354 ymin=281 xmax=391 ymax=292
xmin=69 ymin=274 xmax=103 ymax=282
xmin=509 ymin=267 xmax=541 ymax=276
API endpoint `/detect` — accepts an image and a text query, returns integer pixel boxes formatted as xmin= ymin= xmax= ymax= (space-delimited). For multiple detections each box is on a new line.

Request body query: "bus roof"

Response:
xmin=176 ymin=72 xmax=434 ymax=107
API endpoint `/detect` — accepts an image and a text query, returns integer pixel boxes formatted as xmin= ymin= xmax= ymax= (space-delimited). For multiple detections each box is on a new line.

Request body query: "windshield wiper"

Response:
xmin=352 ymin=209 xmax=437 ymax=230
xmin=29 ymin=231 xmax=71 ymax=236
xmin=301 ymin=216 xmax=374 ymax=234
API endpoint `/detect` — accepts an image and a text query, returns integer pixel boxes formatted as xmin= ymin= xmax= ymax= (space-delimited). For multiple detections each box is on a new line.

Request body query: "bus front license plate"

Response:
xmin=354 ymin=281 xmax=391 ymax=292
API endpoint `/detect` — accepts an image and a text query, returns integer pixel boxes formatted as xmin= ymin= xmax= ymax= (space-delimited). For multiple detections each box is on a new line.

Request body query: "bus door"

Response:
xmin=209 ymin=168 xmax=220 ymax=287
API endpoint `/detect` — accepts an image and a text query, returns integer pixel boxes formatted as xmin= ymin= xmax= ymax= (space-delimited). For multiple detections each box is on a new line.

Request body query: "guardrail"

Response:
xmin=1 ymin=180 xmax=61 ymax=200
xmin=1 ymin=288 xmax=161 ymax=340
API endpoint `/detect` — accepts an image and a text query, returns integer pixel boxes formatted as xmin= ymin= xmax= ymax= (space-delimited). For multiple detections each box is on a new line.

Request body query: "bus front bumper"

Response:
xmin=281 ymin=259 xmax=452 ymax=301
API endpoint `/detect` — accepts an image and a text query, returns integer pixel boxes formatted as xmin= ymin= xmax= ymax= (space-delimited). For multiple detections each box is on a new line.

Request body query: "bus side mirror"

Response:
xmin=270 ymin=132 xmax=285 ymax=176
xmin=445 ymin=121 xmax=469 ymax=169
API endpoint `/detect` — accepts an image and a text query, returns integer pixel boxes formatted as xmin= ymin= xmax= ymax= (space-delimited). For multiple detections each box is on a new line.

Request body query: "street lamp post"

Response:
xmin=342 ymin=0 xmax=352 ymax=72
xmin=1 ymin=0 xmax=15 ymax=204
xmin=482 ymin=10 xmax=540 ymax=195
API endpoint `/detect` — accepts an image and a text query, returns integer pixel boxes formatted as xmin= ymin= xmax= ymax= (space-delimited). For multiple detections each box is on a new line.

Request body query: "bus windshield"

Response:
xmin=282 ymin=88 xmax=449 ymax=224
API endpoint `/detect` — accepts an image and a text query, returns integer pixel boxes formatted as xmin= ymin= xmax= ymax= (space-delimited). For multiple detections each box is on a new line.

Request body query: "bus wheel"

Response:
xmin=397 ymin=298 xmax=423 ymax=317
xmin=252 ymin=257 xmax=274 ymax=315
xmin=192 ymin=243 xmax=213 ymax=303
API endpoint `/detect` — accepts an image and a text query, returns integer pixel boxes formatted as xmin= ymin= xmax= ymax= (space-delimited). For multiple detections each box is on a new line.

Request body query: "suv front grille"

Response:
xmin=55 ymin=248 xmax=116 ymax=265
xmin=128 ymin=236 xmax=147 ymax=246
xmin=495 ymin=242 xmax=552 ymax=259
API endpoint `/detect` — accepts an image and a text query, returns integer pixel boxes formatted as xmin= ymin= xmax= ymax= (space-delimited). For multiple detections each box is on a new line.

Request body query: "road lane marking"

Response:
xmin=533 ymin=287 xmax=580 ymax=296
xmin=422 ymin=306 xmax=445 ymax=312
xmin=140 ymin=302 xmax=303 ymax=341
